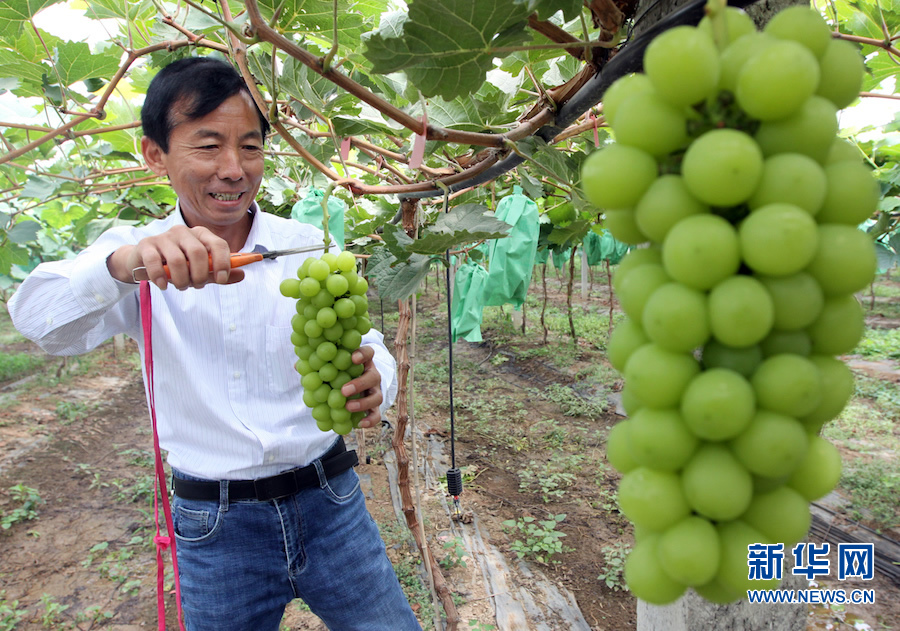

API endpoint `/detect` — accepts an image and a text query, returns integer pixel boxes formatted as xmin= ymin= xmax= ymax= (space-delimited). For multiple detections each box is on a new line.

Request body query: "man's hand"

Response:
xmin=107 ymin=225 xmax=245 ymax=290
xmin=341 ymin=346 xmax=384 ymax=429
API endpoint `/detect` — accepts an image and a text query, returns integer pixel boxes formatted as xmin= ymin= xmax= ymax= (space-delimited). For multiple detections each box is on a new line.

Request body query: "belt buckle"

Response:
xmin=252 ymin=471 xmax=298 ymax=501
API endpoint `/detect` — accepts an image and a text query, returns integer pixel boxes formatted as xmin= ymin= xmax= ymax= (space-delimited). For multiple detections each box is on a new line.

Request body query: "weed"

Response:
xmin=855 ymin=328 xmax=900 ymax=359
xmin=0 ymin=593 xmax=27 ymax=631
xmin=1 ymin=484 xmax=44 ymax=531
xmin=823 ymin=401 xmax=897 ymax=451
xmin=468 ymin=621 xmax=497 ymax=631
xmin=0 ymin=350 xmax=44 ymax=383
xmin=502 ymin=514 xmax=571 ymax=564
xmin=596 ymin=542 xmax=630 ymax=591
xmin=74 ymin=606 xmax=114 ymax=624
xmin=532 ymin=384 xmax=607 ymax=420
xmin=39 ymin=593 xmax=70 ymax=627
xmin=517 ymin=455 xmax=583 ymax=503
xmin=840 ymin=458 xmax=900 ymax=530
xmin=55 ymin=400 xmax=89 ymax=424
xmin=439 ymin=536 xmax=467 ymax=570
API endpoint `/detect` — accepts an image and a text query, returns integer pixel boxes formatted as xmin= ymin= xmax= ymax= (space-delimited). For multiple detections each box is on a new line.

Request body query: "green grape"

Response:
xmin=799 ymin=355 xmax=854 ymax=433
xmin=748 ymin=153 xmax=827 ymax=214
xmin=307 ymin=352 xmax=327 ymax=372
xmin=612 ymin=247 xmax=663 ymax=294
xmin=827 ymin=137 xmax=861 ymax=165
xmin=342 ymin=271 xmax=359 ymax=294
xmin=320 ymin=252 xmax=339 ymax=272
xmin=312 ymin=289 xmax=335 ymax=309
xmin=731 ymin=410 xmax=809 ymax=478
xmin=350 ymin=294 xmax=369 ymax=316
xmin=604 ymin=209 xmax=648 ymax=245
xmin=788 ymin=435 xmax=842 ymax=501
xmin=681 ymin=444 xmax=754 ymax=521
xmin=332 ymin=420 xmax=353 ymax=435
xmin=302 ymin=390 xmax=317 ymax=409
xmin=331 ymin=371 xmax=352 ymax=391
xmin=330 ymin=407 xmax=351 ymax=425
xmin=323 ymin=323 xmax=344 ymax=342
xmin=302 ymin=304 xmax=318 ymax=321
xmin=751 ymin=354 xmax=822 ymax=419
xmin=692 ymin=578 xmax=742 ymax=605
xmin=615 ymin=263 xmax=670 ymax=322
xmin=643 ymin=25 xmax=720 ymax=107
xmin=634 ymin=175 xmax=709 ymax=243
xmin=291 ymin=314 xmax=305 ymax=334
xmin=342 ymin=329 xmax=363 ymax=351
xmin=298 ymin=257 xmax=313 ymax=279
xmin=313 ymin=383 xmax=331 ymax=404
xmin=624 ymin=343 xmax=700 ymax=408
xmin=581 ymin=144 xmax=658 ymax=210
xmin=716 ymin=521 xmax=780 ymax=594
xmin=607 ymin=318 xmax=649 ymax=373
xmin=356 ymin=316 xmax=372 ymax=335
xmin=303 ymin=319 xmax=323 ymax=338
xmin=680 ymin=368 xmax=756 ymax=441
xmin=624 ymin=534 xmax=687 ymax=605
xmin=806 ymin=224 xmax=877 ymax=297
xmin=316 ymin=307 xmax=337 ymax=329
xmin=739 ymin=203 xmax=819 ymax=276
xmin=662 ymin=215 xmax=741 ymax=291
xmin=307 ymin=336 xmax=325 ymax=350
xmin=295 ymin=358 xmax=312 ymax=375
xmin=628 ymin=408 xmax=698 ymax=471
xmin=348 ymin=363 xmax=364 ymax=378
xmin=763 ymin=4 xmax=831 ymax=59
xmin=718 ymin=32 xmax=774 ymax=93
xmin=333 ymin=348 xmax=353 ymax=371
xmin=336 ymin=250 xmax=357 ymax=273
xmin=318 ymin=362 xmax=339 ymax=383
xmin=280 ymin=278 xmax=301 ymax=298
xmin=807 ymin=294 xmax=865 ymax=355
xmin=757 ymin=272 xmax=824 ymax=331
xmin=759 ymin=329 xmax=812 ymax=357
xmin=307 ymin=259 xmax=331 ymax=282
xmin=817 ymin=161 xmax=881 ymax=225
xmin=350 ymin=277 xmax=369 ymax=296
xmin=740 ymin=486 xmax=811 ymax=547
xmin=737 ymin=40 xmax=820 ymax=121
xmin=708 ymin=276 xmax=774 ymax=348
xmin=301 ymin=372 xmax=323 ymax=391
xmin=312 ymin=403 xmax=332 ymax=425
xmin=816 ymin=39 xmax=865 ymax=109
xmin=658 ymin=516 xmax=720 ymax=587
xmin=612 ymin=91 xmax=689 ymax=157
xmin=315 ymin=341 xmax=338 ymax=363
xmin=294 ymin=341 xmax=313 ymax=360
xmin=605 ymin=420 xmax=639 ymax=474
xmin=697 ymin=6 xmax=755 ymax=46
xmin=700 ymin=339 xmax=762 ymax=377
xmin=602 ymin=73 xmax=655 ymax=127
xmin=325 ymin=273 xmax=350 ymax=297
xmin=620 ymin=383 xmax=644 ymax=417
xmin=641 ymin=282 xmax=710 ymax=353
xmin=682 ymin=129 xmax=763 ymax=207
xmin=351 ymin=411 xmax=366 ymax=428
xmin=617 ymin=467 xmax=691 ymax=532
xmin=755 ymin=96 xmax=838 ymax=163
xmin=334 ymin=298 xmax=356 ymax=319
xmin=340 ymin=316 xmax=358 ymax=331
xmin=327 ymin=388 xmax=348 ymax=410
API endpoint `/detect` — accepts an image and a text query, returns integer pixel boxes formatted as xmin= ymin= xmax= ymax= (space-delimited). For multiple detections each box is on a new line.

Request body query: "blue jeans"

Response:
xmin=171 ymin=458 xmax=422 ymax=631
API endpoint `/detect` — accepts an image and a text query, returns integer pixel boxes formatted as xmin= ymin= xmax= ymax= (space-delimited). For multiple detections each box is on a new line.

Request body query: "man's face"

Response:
xmin=142 ymin=91 xmax=265 ymax=243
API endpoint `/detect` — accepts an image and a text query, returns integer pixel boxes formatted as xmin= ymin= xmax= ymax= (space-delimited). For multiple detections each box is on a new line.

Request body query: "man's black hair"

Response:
xmin=141 ymin=57 xmax=270 ymax=153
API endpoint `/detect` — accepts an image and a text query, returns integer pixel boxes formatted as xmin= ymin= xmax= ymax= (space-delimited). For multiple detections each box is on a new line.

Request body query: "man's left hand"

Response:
xmin=341 ymin=346 xmax=383 ymax=429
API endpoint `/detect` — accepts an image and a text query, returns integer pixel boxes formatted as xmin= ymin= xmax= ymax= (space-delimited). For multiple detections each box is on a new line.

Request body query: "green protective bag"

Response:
xmin=552 ymin=246 xmax=572 ymax=270
xmin=584 ymin=229 xmax=630 ymax=266
xmin=483 ymin=186 xmax=539 ymax=309
xmin=291 ymin=188 xmax=346 ymax=250
xmin=451 ymin=259 xmax=489 ymax=343
xmin=534 ymin=247 xmax=550 ymax=265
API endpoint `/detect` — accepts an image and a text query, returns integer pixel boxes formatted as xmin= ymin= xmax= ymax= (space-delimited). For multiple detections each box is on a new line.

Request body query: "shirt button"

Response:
xmin=95 ymin=294 xmax=105 ymax=303
xmin=233 ymin=371 xmax=241 ymax=379
xmin=266 ymin=454 xmax=274 ymax=463
xmin=46 ymin=317 xmax=53 ymax=325
xmin=229 ymin=324 xmax=236 ymax=331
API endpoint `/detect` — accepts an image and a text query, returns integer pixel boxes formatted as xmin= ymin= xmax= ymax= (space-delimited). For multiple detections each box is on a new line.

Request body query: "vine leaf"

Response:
xmin=515 ymin=0 xmax=584 ymax=21
xmin=363 ymin=0 xmax=531 ymax=100
xmin=410 ymin=203 xmax=511 ymax=255
xmin=0 ymin=0 xmax=63 ymax=29
xmin=367 ymin=247 xmax=437 ymax=302
xmin=53 ymin=41 xmax=121 ymax=86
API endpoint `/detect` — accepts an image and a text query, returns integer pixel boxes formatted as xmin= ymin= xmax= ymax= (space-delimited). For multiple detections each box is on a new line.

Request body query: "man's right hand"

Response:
xmin=106 ymin=225 xmax=245 ymax=290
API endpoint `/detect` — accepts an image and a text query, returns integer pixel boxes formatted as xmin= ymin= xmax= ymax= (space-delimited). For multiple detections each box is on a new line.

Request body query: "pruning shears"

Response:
xmin=131 ymin=244 xmax=327 ymax=282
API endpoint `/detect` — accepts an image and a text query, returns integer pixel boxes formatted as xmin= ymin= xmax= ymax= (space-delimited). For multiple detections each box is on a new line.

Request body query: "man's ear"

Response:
xmin=141 ymin=136 xmax=168 ymax=176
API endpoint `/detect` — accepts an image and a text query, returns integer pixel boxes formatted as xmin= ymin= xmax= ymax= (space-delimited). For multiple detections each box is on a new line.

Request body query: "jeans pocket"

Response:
xmin=322 ymin=468 xmax=361 ymax=503
xmin=173 ymin=497 xmax=221 ymax=543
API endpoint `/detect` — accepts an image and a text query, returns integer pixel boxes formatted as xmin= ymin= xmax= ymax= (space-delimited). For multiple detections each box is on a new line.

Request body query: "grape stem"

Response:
xmin=704 ymin=0 xmax=729 ymax=50
xmin=321 ymin=182 xmax=335 ymax=251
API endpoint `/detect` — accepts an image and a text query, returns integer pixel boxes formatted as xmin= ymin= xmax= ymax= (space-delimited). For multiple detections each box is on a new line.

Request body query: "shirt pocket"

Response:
xmin=265 ymin=325 xmax=300 ymax=395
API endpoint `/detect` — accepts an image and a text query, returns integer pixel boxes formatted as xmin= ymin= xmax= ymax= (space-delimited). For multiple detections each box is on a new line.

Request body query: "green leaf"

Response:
xmin=547 ymin=218 xmax=590 ymax=248
xmin=83 ymin=0 xmax=155 ymax=22
xmin=515 ymin=0 xmax=583 ymax=21
xmin=0 ymin=0 xmax=63 ymax=25
xmin=0 ymin=49 xmax=47 ymax=86
xmin=7 ymin=219 xmax=42 ymax=244
xmin=0 ymin=242 xmax=31 ymax=275
xmin=52 ymin=41 xmax=121 ymax=86
xmin=366 ymin=247 xmax=437 ymax=302
xmin=255 ymin=0 xmax=369 ymax=44
xmin=331 ymin=115 xmax=397 ymax=138
xmin=380 ymin=222 xmax=415 ymax=262
xmin=363 ymin=0 xmax=531 ymax=100
xmin=20 ymin=175 xmax=60 ymax=200
xmin=409 ymin=203 xmax=511 ymax=255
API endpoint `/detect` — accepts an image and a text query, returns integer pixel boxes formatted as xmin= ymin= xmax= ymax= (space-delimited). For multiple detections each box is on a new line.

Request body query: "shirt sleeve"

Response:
xmin=7 ymin=229 xmax=142 ymax=356
xmin=360 ymin=328 xmax=399 ymax=414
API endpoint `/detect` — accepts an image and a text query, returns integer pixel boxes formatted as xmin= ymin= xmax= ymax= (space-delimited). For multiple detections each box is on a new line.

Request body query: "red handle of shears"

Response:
xmin=161 ymin=252 xmax=264 ymax=279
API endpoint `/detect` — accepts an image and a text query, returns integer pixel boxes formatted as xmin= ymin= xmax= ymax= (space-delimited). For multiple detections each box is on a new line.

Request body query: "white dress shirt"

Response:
xmin=7 ymin=204 xmax=397 ymax=480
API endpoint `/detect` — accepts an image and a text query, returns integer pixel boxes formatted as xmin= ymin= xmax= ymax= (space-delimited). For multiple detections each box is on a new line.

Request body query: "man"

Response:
xmin=8 ymin=56 xmax=421 ymax=631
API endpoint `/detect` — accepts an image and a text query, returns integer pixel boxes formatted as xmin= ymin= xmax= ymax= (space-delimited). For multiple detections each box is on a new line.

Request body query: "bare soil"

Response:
xmin=0 ymin=271 xmax=898 ymax=630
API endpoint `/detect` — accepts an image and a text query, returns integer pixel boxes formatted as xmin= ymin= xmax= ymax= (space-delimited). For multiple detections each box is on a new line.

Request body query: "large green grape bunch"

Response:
xmin=279 ymin=250 xmax=372 ymax=435
xmin=585 ymin=4 xmax=877 ymax=605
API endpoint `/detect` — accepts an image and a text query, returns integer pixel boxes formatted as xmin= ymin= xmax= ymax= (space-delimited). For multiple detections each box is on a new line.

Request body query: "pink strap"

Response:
xmin=140 ymin=281 xmax=186 ymax=631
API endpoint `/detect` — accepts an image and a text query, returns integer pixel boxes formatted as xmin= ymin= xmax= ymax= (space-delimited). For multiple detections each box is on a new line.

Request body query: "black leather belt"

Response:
xmin=172 ymin=438 xmax=358 ymax=502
